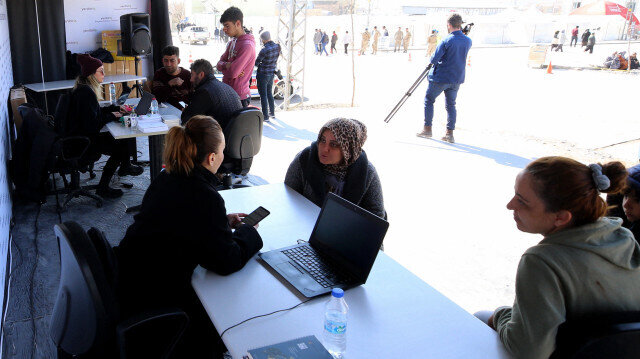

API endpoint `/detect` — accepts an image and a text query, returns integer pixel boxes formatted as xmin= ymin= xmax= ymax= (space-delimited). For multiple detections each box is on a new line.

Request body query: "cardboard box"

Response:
xmin=10 ymin=87 xmax=26 ymax=137
xmin=103 ymin=62 xmax=115 ymax=76
xmin=101 ymin=30 xmax=135 ymax=61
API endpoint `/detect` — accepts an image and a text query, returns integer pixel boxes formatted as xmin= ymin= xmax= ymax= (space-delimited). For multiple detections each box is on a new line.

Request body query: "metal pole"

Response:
xmin=34 ymin=0 xmax=48 ymax=114
xmin=628 ymin=8 xmax=634 ymax=72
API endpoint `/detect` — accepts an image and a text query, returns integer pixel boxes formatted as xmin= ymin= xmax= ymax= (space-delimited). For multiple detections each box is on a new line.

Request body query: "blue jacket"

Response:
xmin=428 ymin=30 xmax=472 ymax=84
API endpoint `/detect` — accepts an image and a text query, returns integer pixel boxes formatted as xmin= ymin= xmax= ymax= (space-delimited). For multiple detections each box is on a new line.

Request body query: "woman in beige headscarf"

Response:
xmin=285 ymin=118 xmax=385 ymax=218
xmin=426 ymin=29 xmax=438 ymax=58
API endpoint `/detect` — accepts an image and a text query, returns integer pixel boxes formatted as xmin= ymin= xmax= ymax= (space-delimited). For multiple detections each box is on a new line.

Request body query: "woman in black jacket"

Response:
xmin=115 ymin=115 xmax=263 ymax=358
xmin=68 ymin=54 xmax=142 ymax=198
xmin=284 ymin=118 xmax=385 ymax=218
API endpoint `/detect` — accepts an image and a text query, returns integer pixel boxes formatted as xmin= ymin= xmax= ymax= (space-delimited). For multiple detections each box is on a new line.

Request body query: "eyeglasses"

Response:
xmin=97 ymin=69 xmax=105 ymax=74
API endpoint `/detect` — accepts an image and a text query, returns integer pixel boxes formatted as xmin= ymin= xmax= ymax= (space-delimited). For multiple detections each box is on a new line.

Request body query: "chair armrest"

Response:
xmin=116 ymin=308 xmax=189 ymax=359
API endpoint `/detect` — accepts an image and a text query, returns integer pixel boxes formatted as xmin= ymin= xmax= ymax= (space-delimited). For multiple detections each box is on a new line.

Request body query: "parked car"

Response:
xmin=213 ymin=67 xmax=298 ymax=100
xmin=179 ymin=26 xmax=210 ymax=45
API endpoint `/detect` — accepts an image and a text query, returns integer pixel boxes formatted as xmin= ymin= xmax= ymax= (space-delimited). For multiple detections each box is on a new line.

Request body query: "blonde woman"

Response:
xmin=67 ymin=54 xmax=142 ymax=198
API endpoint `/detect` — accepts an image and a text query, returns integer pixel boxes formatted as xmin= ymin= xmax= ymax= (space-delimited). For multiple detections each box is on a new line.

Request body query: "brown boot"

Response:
xmin=441 ymin=129 xmax=455 ymax=143
xmin=416 ymin=125 xmax=432 ymax=138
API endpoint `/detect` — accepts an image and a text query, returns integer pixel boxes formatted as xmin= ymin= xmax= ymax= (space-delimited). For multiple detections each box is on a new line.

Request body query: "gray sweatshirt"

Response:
xmin=493 ymin=217 xmax=640 ymax=359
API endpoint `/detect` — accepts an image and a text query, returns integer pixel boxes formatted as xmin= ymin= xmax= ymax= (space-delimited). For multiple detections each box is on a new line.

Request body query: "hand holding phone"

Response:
xmin=242 ymin=206 xmax=270 ymax=227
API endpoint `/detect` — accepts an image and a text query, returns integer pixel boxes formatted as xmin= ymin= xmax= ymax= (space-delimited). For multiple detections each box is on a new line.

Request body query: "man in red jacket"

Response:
xmin=217 ymin=7 xmax=256 ymax=107
xmin=570 ymin=26 xmax=579 ymax=47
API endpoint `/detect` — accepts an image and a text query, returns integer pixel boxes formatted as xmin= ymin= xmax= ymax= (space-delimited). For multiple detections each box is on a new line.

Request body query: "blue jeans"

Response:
xmin=424 ymin=81 xmax=460 ymax=130
xmin=256 ymin=73 xmax=275 ymax=120
xmin=321 ymin=43 xmax=328 ymax=55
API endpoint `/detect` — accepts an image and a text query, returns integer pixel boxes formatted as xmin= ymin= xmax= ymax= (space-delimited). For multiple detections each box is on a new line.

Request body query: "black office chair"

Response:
xmin=51 ymin=221 xmax=189 ymax=359
xmin=550 ymin=311 xmax=640 ymax=359
xmin=218 ymin=107 xmax=263 ymax=189
xmin=46 ymin=94 xmax=103 ymax=211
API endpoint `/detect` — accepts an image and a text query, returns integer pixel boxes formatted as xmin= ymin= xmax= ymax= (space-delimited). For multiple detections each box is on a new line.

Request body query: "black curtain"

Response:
xmin=150 ymin=0 xmax=172 ymax=72
xmin=7 ymin=0 xmax=66 ymax=85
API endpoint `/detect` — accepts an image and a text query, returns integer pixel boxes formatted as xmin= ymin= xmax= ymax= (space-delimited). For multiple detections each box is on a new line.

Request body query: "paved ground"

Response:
xmin=5 ymin=38 xmax=640 ymax=357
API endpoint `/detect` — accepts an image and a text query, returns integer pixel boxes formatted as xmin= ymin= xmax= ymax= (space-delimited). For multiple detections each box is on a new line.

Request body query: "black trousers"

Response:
xmin=93 ymin=133 xmax=133 ymax=187
xmin=344 ymin=44 xmax=349 ymax=54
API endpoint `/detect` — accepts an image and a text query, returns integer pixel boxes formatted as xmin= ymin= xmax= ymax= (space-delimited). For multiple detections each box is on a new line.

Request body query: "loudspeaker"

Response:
xmin=120 ymin=13 xmax=152 ymax=56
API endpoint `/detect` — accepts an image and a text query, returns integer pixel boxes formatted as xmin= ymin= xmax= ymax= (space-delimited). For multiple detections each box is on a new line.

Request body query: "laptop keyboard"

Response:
xmin=282 ymin=246 xmax=348 ymax=288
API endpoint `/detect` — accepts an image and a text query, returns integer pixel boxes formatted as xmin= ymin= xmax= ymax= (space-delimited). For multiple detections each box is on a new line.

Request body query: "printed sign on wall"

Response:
xmin=64 ymin=0 xmax=147 ymax=53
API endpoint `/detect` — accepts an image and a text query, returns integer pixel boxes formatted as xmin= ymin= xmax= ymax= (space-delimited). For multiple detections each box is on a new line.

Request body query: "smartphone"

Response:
xmin=242 ymin=206 xmax=270 ymax=226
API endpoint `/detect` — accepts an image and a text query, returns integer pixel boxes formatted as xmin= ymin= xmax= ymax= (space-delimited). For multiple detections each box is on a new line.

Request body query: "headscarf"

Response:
xmin=317 ymin=118 xmax=367 ymax=180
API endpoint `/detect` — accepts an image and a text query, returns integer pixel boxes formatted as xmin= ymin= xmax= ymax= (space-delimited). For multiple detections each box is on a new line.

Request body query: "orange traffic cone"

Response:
xmin=408 ymin=53 xmax=412 ymax=62
xmin=467 ymin=55 xmax=471 ymax=67
xmin=189 ymin=52 xmax=193 ymax=64
xmin=547 ymin=62 xmax=553 ymax=74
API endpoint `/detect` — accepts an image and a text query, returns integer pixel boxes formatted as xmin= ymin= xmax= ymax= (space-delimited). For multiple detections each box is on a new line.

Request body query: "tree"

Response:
xmin=169 ymin=1 xmax=186 ymax=30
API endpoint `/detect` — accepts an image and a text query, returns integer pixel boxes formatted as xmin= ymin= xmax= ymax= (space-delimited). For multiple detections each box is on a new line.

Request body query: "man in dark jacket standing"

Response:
xmin=255 ymin=31 xmax=280 ymax=121
xmin=416 ymin=13 xmax=472 ymax=144
xmin=181 ymin=59 xmax=242 ymax=128
xmin=330 ymin=31 xmax=338 ymax=54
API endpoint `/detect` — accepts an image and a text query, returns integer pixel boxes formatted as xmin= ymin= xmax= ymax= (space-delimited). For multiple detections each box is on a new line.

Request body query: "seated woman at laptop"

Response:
xmin=68 ymin=54 xmax=142 ymax=198
xmin=114 ymin=115 xmax=263 ymax=358
xmin=285 ymin=118 xmax=385 ymax=218
xmin=475 ymin=157 xmax=640 ymax=358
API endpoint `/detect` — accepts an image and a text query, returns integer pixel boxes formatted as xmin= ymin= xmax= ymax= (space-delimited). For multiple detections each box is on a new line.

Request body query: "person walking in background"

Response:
xmin=255 ymin=31 xmax=280 ymax=122
xmin=584 ymin=31 xmax=596 ymax=54
xmin=550 ymin=30 xmax=559 ymax=51
xmin=360 ymin=28 xmax=371 ymax=55
xmin=403 ymin=28 xmax=412 ymax=53
xmin=330 ymin=31 xmax=338 ymax=54
xmin=581 ymin=28 xmax=591 ymax=47
xmin=320 ymin=30 xmax=329 ymax=56
xmin=394 ymin=27 xmax=403 ymax=52
xmin=570 ymin=26 xmax=579 ymax=47
xmin=555 ymin=30 xmax=566 ymax=52
xmin=216 ymin=7 xmax=256 ymax=108
xmin=416 ymin=14 xmax=472 ymax=144
xmin=383 ymin=26 xmax=389 ymax=37
xmin=371 ymin=26 xmax=381 ymax=55
xmin=426 ymin=29 xmax=438 ymax=58
xmin=343 ymin=30 xmax=352 ymax=55
xmin=313 ymin=29 xmax=322 ymax=54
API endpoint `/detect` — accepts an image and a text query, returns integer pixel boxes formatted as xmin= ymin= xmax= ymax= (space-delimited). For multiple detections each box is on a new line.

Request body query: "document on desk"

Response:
xmin=136 ymin=114 xmax=168 ymax=133
xmin=246 ymin=335 xmax=332 ymax=359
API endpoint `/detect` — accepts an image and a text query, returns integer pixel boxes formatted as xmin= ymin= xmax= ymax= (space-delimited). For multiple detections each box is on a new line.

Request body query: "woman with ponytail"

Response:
xmin=115 ymin=116 xmax=263 ymax=358
xmin=475 ymin=156 xmax=640 ymax=359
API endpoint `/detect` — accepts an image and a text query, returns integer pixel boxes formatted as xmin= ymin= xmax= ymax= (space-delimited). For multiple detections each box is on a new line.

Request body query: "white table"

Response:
xmin=191 ymin=184 xmax=511 ymax=359
xmin=23 ymin=74 xmax=147 ymax=92
xmin=102 ymin=98 xmax=182 ymax=181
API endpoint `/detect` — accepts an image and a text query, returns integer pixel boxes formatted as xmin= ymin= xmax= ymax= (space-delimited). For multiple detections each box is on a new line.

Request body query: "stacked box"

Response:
xmin=101 ymin=30 xmax=135 ymax=61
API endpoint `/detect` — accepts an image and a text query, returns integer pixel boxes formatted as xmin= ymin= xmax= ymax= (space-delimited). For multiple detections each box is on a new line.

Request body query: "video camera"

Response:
xmin=462 ymin=22 xmax=474 ymax=36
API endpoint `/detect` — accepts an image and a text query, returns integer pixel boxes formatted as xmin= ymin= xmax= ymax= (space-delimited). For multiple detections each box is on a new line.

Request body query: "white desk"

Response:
xmin=23 ymin=74 xmax=147 ymax=92
xmin=191 ymin=184 xmax=511 ymax=359
xmin=102 ymin=98 xmax=182 ymax=181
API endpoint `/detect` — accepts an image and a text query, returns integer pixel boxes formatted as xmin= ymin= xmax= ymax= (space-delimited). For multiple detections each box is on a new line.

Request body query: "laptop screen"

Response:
xmin=309 ymin=193 xmax=389 ymax=281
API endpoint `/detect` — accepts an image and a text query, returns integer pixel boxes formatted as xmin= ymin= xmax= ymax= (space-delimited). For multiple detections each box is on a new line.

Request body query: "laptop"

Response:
xmin=134 ymin=90 xmax=154 ymax=116
xmin=259 ymin=193 xmax=389 ymax=298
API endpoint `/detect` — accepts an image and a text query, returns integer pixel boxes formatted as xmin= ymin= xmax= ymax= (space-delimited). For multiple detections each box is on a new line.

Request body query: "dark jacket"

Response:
xmin=67 ymin=84 xmax=118 ymax=138
xmin=151 ymin=67 xmax=192 ymax=109
xmin=180 ymin=74 xmax=242 ymax=128
xmin=115 ymin=165 xmax=263 ymax=314
xmin=284 ymin=143 xmax=385 ymax=218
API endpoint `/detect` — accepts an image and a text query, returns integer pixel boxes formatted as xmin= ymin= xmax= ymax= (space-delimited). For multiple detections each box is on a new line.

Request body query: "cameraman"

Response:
xmin=417 ymin=13 xmax=472 ymax=143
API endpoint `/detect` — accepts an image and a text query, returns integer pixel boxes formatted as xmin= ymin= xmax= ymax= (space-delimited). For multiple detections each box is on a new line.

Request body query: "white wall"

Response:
xmin=63 ymin=0 xmax=148 ymax=53
xmin=0 ymin=0 xmax=13 ymax=354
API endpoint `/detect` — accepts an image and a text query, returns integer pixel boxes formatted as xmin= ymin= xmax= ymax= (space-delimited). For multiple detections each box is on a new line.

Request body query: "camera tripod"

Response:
xmin=384 ymin=63 xmax=432 ymax=123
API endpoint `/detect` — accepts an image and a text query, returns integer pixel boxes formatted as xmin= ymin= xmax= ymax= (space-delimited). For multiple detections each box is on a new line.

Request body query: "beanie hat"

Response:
xmin=260 ymin=31 xmax=271 ymax=42
xmin=627 ymin=164 xmax=640 ymax=192
xmin=76 ymin=54 xmax=103 ymax=78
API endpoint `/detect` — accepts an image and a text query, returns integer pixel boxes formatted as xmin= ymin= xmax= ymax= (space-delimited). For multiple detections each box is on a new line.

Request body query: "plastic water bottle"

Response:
xmin=323 ymin=288 xmax=348 ymax=358
xmin=150 ymin=98 xmax=159 ymax=115
xmin=109 ymin=82 xmax=116 ymax=105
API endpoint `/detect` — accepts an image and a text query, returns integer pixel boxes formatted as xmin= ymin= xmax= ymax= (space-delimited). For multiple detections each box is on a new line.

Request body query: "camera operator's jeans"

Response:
xmin=256 ymin=73 xmax=275 ymax=120
xmin=424 ymin=81 xmax=460 ymax=130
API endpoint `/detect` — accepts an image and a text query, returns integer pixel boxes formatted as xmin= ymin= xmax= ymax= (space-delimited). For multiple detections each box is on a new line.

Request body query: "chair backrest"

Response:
xmin=220 ymin=107 xmax=263 ymax=176
xmin=50 ymin=221 xmax=118 ymax=356
xmin=54 ymin=92 xmax=71 ymax=137
xmin=551 ymin=311 xmax=640 ymax=359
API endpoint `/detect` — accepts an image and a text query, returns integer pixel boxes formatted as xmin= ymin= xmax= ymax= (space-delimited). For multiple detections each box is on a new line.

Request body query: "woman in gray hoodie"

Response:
xmin=477 ymin=156 xmax=640 ymax=359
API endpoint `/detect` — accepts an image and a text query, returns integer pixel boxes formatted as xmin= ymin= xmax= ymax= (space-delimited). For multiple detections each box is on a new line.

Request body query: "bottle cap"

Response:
xmin=331 ymin=288 xmax=344 ymax=298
